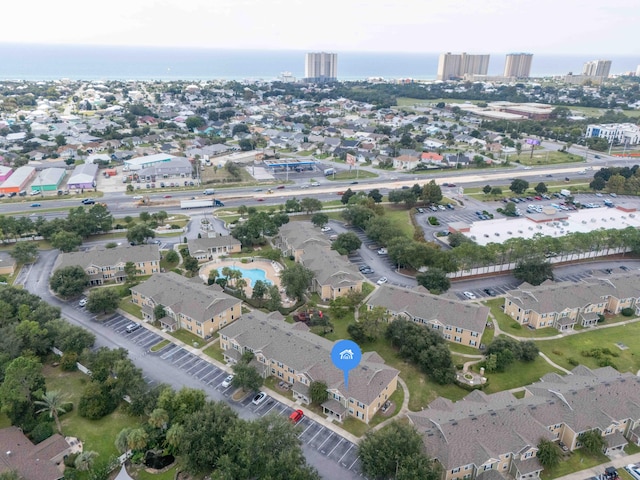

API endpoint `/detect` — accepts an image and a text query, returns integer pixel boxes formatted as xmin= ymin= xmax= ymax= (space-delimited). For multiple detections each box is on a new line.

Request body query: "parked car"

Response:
xmin=252 ymin=392 xmax=267 ymax=405
xmin=377 ymin=277 xmax=388 ymax=285
xmin=359 ymin=265 xmax=370 ymax=272
xmin=321 ymin=226 xmax=332 ymax=232
xmin=377 ymin=248 xmax=388 ymax=255
xmin=483 ymin=288 xmax=497 ymax=296
xmin=463 ymin=291 xmax=477 ymax=300
xmin=221 ymin=374 xmax=234 ymax=388
xmin=133 ymin=195 xmax=143 ymax=200
xmin=361 ymin=268 xmax=374 ymax=274
xmin=78 ymin=298 xmax=87 ymax=307
xmin=620 ymin=265 xmax=630 ymax=271
xmin=289 ymin=409 xmax=304 ymax=424
xmin=416 ymin=208 xmax=424 ymax=213
xmin=125 ymin=323 xmax=141 ymax=333
xmin=310 ymin=182 xmax=320 ymax=187
xmin=446 ymin=204 xmax=455 ymax=210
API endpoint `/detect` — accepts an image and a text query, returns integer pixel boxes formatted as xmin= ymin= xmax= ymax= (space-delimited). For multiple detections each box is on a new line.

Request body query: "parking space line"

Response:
xmin=348 ymin=456 xmax=360 ymax=470
xmin=298 ymin=422 xmax=314 ymax=438
xmin=338 ymin=443 xmax=354 ymax=464
xmin=160 ymin=346 xmax=180 ymax=359
xmin=307 ymin=426 xmax=325 ymax=444
xmin=191 ymin=364 xmax=210 ymax=377
xmin=327 ymin=438 xmax=344 ymax=457
xmin=317 ymin=432 xmax=335 ymax=450
xmin=260 ymin=401 xmax=278 ymax=416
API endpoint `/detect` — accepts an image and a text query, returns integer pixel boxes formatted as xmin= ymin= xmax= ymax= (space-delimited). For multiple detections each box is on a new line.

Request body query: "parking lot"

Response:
xmin=98 ymin=312 xmax=365 ymax=477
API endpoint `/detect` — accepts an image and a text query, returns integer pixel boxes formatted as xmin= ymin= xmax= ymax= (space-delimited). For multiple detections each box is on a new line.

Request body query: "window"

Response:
xmin=455 ymin=327 xmax=463 ymax=333
xmin=454 ymin=336 xmax=462 ymax=342
xmin=452 ymin=468 xmax=460 ymax=474
xmin=445 ymin=325 xmax=452 ymax=331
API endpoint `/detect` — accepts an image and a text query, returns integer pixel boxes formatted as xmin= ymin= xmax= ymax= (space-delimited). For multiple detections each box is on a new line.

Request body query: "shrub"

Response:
xmin=621 ymin=307 xmax=634 ymax=317
xmin=60 ymin=352 xmax=78 ymax=371
xmin=567 ymin=357 xmax=579 ymax=366
xmin=552 ymin=349 xmax=564 ymax=356
xmin=171 ymin=224 xmax=181 ymax=229
xmin=65 ymin=453 xmax=80 ymax=468
xmin=428 ymin=216 xmax=440 ymax=225
xmin=30 ymin=422 xmax=54 ymax=443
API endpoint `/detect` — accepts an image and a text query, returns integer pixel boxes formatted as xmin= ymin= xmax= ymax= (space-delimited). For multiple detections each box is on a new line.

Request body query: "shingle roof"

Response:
xmin=0 ymin=427 xmax=65 ymax=480
xmin=220 ymin=312 xmax=398 ymax=406
xmin=54 ymin=244 xmax=160 ymax=271
xmin=187 ymin=235 xmax=241 ymax=253
xmin=131 ymin=272 xmax=241 ymax=324
xmin=367 ymin=284 xmax=488 ymax=334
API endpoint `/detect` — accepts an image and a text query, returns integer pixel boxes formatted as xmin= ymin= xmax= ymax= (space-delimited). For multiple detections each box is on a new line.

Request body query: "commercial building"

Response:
xmin=437 ymin=52 xmax=490 ymax=81
xmin=409 ymin=366 xmax=640 ymax=480
xmin=130 ymin=272 xmax=242 ymax=339
xmin=53 ymin=244 xmax=161 ymax=285
xmin=219 ymin=310 xmax=399 ymax=424
xmin=585 ymin=123 xmax=640 ymax=145
xmin=0 ymin=166 xmax=13 ymax=183
xmin=67 ymin=163 xmax=98 ymax=190
xmin=136 ymin=156 xmax=193 ymax=181
xmin=366 ymin=284 xmax=488 ymax=349
xmin=124 ymin=153 xmax=175 ymax=171
xmin=583 ymin=59 xmax=612 ymax=78
xmin=503 ymin=53 xmax=533 ymax=78
xmin=31 ymin=168 xmax=66 ymax=192
xmin=304 ymin=52 xmax=338 ymax=82
xmin=0 ymin=166 xmax=36 ymax=194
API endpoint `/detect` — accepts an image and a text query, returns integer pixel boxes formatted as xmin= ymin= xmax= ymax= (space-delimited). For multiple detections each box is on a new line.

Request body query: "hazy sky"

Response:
xmin=4 ymin=0 xmax=638 ymax=54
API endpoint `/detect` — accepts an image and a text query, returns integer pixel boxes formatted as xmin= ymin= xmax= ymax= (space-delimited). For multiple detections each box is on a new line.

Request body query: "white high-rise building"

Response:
xmin=304 ymin=52 xmax=338 ymax=83
xmin=437 ymin=52 xmax=490 ymax=81
xmin=504 ymin=53 xmax=533 ymax=78
xmin=582 ymin=60 xmax=612 ymax=78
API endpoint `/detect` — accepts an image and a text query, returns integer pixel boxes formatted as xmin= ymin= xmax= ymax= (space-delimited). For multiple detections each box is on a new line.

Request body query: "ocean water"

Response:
xmin=0 ymin=44 xmax=638 ymax=81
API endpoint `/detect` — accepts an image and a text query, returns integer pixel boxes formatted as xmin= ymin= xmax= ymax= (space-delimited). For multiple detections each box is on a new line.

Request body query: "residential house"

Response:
xmin=274 ymin=222 xmax=363 ymax=301
xmin=53 ymin=245 xmax=160 ymax=285
xmin=393 ymin=154 xmax=419 ymax=170
xmin=408 ymin=366 xmax=640 ymax=480
xmin=187 ymin=235 xmax=242 ymax=262
xmin=130 ymin=272 xmax=242 ymax=339
xmin=219 ymin=311 xmax=399 ymax=424
xmin=366 ymin=285 xmax=487 ymax=348
xmin=504 ymin=273 xmax=640 ymax=331
xmin=421 ymin=152 xmax=444 ymax=165
xmin=0 ymin=426 xmax=72 ymax=480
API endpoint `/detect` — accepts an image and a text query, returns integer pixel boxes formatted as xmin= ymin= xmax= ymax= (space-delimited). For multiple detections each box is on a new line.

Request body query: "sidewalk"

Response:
xmin=554 ymin=452 xmax=640 ymax=480
xmin=117 ymin=309 xmax=360 ymax=445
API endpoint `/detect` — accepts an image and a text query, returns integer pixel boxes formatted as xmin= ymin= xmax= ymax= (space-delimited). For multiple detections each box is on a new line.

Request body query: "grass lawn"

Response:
xmin=119 ymin=297 xmax=143 ymax=319
xmin=518 ymin=151 xmax=584 ymax=165
xmin=160 ymin=257 xmax=179 ymax=271
xmin=480 ymin=324 xmax=495 ymax=346
xmin=361 ymin=282 xmax=375 ymax=298
xmin=170 ymin=329 xmax=210 ymax=347
xmin=311 ymin=311 xmax=354 ymax=342
xmin=535 ymin=321 xmax=640 ymax=374
xmin=44 ymin=365 xmax=142 ymax=459
xmin=540 ymin=450 xmax=609 ymax=480
xmin=448 ymin=343 xmax=485 ymax=356
xmin=0 ymin=413 xmax=11 ymax=429
xmin=483 ymin=299 xmax=560 ymax=338
xmin=129 ymin=465 xmax=177 ymax=480
xmin=202 ymin=343 xmax=226 ymax=363
xmin=327 ymin=170 xmax=378 ymax=181
xmin=383 ymin=207 xmax=414 ymax=239
xmin=150 ymin=339 xmax=170 ymax=352
xmin=341 ymin=417 xmax=371 ymax=437
xmin=396 ymin=97 xmax=471 ymax=107
xmin=480 ymin=356 xmax=563 ymax=394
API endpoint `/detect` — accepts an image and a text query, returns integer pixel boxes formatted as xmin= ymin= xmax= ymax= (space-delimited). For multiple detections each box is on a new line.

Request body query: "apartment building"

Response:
xmin=437 ymin=52 xmax=490 ymax=81
xmin=219 ymin=311 xmax=399 ymax=424
xmin=274 ymin=222 xmax=363 ymax=301
xmin=408 ymin=366 xmax=640 ymax=480
xmin=504 ymin=273 xmax=640 ymax=331
xmin=585 ymin=123 xmax=640 ymax=146
xmin=304 ymin=52 xmax=338 ymax=82
xmin=503 ymin=53 xmax=533 ymax=78
xmin=583 ymin=59 xmax=612 ymax=78
xmin=187 ymin=235 xmax=242 ymax=262
xmin=53 ymin=244 xmax=160 ymax=285
xmin=366 ymin=284 xmax=488 ymax=349
xmin=130 ymin=272 xmax=242 ymax=339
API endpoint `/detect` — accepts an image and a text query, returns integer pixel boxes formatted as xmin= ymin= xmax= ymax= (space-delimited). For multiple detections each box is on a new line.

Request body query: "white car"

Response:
xmin=252 ymin=391 xmax=267 ymax=405
xmin=321 ymin=226 xmax=332 ymax=232
xmin=377 ymin=277 xmax=388 ymax=285
xmin=78 ymin=298 xmax=87 ymax=307
xmin=132 ymin=195 xmax=143 ymax=200
xmin=523 ymin=166 xmax=532 ymax=170
xmin=463 ymin=291 xmax=477 ymax=300
xmin=377 ymin=248 xmax=388 ymax=255
xmin=310 ymin=182 xmax=320 ymax=187
xmin=300 ymin=184 xmax=309 ymax=189
xmin=221 ymin=374 xmax=234 ymax=388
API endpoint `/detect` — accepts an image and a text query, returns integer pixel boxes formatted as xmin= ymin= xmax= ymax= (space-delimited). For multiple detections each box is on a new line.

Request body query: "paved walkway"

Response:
xmin=369 ymin=377 xmax=410 ymax=433
xmin=117 ymin=309 xmax=360 ymax=445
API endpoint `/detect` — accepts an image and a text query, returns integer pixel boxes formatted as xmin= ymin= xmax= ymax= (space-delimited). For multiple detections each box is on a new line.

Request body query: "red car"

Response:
xmin=534 ymin=196 xmax=542 ymax=200
xmin=257 ymin=198 xmax=264 ymax=202
xmin=289 ymin=409 xmax=304 ymax=424
xmin=164 ymin=195 xmax=172 ymax=198
xmin=276 ymin=185 xmax=286 ymax=189
xmin=336 ymin=191 xmax=345 ymax=195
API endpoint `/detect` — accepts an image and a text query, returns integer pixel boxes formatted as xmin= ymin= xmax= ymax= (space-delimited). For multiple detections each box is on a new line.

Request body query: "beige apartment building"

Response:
xmin=219 ymin=311 xmax=399 ymax=424
xmin=274 ymin=222 xmax=363 ymax=301
xmin=504 ymin=273 xmax=640 ymax=331
xmin=187 ymin=235 xmax=242 ymax=262
xmin=366 ymin=284 xmax=488 ymax=349
xmin=130 ymin=272 xmax=241 ymax=339
xmin=53 ymin=244 xmax=160 ymax=285
xmin=409 ymin=366 xmax=640 ymax=480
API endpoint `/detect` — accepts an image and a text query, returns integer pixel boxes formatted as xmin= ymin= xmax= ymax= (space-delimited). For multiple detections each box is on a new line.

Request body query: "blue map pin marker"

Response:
xmin=331 ymin=340 xmax=362 ymax=391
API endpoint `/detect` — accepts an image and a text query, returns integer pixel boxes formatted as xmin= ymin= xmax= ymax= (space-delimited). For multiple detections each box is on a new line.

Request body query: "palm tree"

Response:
xmin=34 ymin=390 xmax=67 ymax=434
xmin=75 ymin=451 xmax=99 ymax=471
xmin=148 ymin=408 xmax=169 ymax=430
xmin=127 ymin=428 xmax=149 ymax=452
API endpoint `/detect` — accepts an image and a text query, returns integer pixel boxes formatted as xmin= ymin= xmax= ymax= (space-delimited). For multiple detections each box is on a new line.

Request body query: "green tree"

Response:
xmin=124 ymin=261 xmax=138 ymax=283
xmin=577 ymin=430 xmax=606 ymax=455
xmin=251 ymin=279 xmax=268 ymax=301
xmin=232 ymin=362 xmax=263 ymax=393
xmin=482 ymin=184 xmax=492 ymax=195
xmin=50 ymin=231 xmax=83 ymax=252
xmin=514 ymin=258 xmax=554 ymax=285
xmin=126 ymin=428 xmax=149 ymax=451
xmin=164 ymin=249 xmax=179 ymax=264
xmin=86 ymin=288 xmax=120 ymax=315
xmin=300 ymin=197 xmax=323 ymax=214
xmin=509 ymin=179 xmax=529 ymax=195
xmin=74 ymin=451 xmax=99 ymax=471
xmin=185 ymin=116 xmax=206 ymax=130
xmin=15 ymin=320 xmax=51 ymax=356
xmin=340 ymin=188 xmax=356 ymax=204
xmin=367 ymin=188 xmax=383 ymax=203
xmin=35 ymin=390 xmax=68 ymax=434
xmin=331 ymin=232 xmax=362 ymax=255
xmin=183 ymin=256 xmax=200 ymax=276
xmin=416 ymin=268 xmax=451 ymax=294
xmin=536 ymin=438 xmax=561 ymax=468
xmin=280 ymin=263 xmax=314 ymax=301
xmin=10 ymin=242 xmax=38 ymax=264
xmin=504 ymin=201 xmax=517 ymax=216
xmin=490 ymin=187 xmax=503 ymax=196
xmin=309 ymin=381 xmax=328 ymax=405
xmin=534 ymin=182 xmax=548 ymax=194
xmin=264 ymin=284 xmax=282 ymax=311
xmin=153 ymin=304 xmax=166 ymax=320
xmin=50 ymin=265 xmax=89 ymax=298
xmin=359 ymin=422 xmax=437 ymax=480
xmin=422 ymin=180 xmax=443 ymax=204
xmin=0 ymin=356 xmax=46 ymax=428
xmin=311 ymin=213 xmax=329 ymax=227
xmin=115 ymin=428 xmax=132 ymax=453
xmin=126 ymin=223 xmax=155 ymax=245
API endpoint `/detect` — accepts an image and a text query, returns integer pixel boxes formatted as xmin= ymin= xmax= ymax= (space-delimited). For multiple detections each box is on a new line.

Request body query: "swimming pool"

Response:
xmin=223 ymin=266 xmax=272 ymax=288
